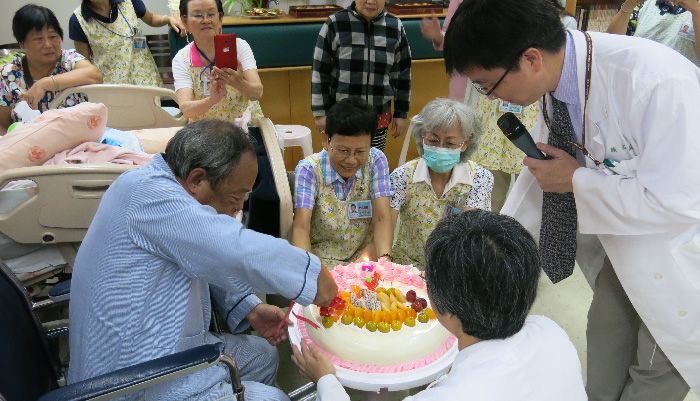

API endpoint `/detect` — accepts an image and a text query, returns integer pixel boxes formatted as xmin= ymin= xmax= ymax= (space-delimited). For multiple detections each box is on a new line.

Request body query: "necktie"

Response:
xmin=539 ymin=96 xmax=578 ymax=283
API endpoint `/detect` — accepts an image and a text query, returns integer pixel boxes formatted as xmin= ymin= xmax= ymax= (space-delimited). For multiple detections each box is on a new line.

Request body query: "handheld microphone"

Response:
xmin=496 ymin=112 xmax=547 ymax=160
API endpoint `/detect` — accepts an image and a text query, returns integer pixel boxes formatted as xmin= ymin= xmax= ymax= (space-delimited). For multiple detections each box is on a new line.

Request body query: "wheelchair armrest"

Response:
xmin=38 ymin=343 xmax=230 ymax=401
xmin=32 ymin=279 xmax=71 ymax=310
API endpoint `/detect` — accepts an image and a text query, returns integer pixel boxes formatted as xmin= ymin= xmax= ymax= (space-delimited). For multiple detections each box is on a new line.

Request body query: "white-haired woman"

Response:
xmin=390 ymin=98 xmax=493 ymax=267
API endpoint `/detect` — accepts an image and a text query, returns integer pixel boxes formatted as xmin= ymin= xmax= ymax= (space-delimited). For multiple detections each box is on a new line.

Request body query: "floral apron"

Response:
xmin=392 ymin=159 xmax=476 ymax=267
xmin=307 ymin=152 xmax=374 ymax=268
xmin=74 ymin=1 xmax=162 ymax=86
xmin=472 ymin=98 xmax=539 ymax=175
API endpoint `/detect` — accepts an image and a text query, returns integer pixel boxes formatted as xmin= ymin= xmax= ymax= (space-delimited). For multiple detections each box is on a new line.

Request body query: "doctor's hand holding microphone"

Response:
xmin=497 ymin=112 xmax=580 ymax=193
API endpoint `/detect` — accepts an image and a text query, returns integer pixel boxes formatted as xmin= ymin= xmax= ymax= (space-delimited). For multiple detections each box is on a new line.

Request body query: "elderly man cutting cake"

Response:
xmin=68 ymin=119 xmax=337 ymax=400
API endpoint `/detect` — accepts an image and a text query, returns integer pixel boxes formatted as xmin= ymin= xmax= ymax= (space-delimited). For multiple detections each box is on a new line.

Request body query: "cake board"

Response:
xmin=289 ymin=303 xmax=458 ymax=392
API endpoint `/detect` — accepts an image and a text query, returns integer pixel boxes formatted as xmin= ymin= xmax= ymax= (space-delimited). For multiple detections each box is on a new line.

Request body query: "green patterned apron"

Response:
xmin=179 ymin=42 xmax=263 ymax=122
xmin=307 ymin=152 xmax=374 ymax=268
xmin=74 ymin=1 xmax=162 ymax=86
xmin=392 ymin=159 xmax=476 ymax=267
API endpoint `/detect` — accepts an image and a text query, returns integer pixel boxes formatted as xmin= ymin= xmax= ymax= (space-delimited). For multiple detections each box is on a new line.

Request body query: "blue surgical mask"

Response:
xmin=422 ymin=144 xmax=461 ymax=173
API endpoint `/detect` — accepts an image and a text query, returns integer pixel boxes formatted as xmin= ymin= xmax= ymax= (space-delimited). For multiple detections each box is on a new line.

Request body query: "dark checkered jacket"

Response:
xmin=311 ymin=3 xmax=412 ymax=118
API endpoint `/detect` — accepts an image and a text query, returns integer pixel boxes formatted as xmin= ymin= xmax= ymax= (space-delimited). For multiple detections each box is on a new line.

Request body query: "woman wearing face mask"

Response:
xmin=390 ymin=98 xmax=493 ymax=267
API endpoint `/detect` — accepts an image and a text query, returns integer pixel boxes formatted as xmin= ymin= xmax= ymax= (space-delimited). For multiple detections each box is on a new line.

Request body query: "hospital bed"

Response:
xmin=0 ymin=117 xmax=293 ymax=292
xmin=49 ymin=84 xmax=187 ymax=130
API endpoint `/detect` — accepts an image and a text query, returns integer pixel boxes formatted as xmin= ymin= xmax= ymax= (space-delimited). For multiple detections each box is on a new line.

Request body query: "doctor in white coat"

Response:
xmin=444 ymin=0 xmax=700 ymax=400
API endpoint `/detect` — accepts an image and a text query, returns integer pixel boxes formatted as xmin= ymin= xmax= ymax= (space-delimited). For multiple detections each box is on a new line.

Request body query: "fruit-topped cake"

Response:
xmin=299 ymin=258 xmax=456 ymax=373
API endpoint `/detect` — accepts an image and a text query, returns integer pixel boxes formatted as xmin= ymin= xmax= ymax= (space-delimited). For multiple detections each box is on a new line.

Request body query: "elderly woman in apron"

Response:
xmin=172 ymin=0 xmax=264 ymax=122
xmin=390 ymin=98 xmax=493 ymax=268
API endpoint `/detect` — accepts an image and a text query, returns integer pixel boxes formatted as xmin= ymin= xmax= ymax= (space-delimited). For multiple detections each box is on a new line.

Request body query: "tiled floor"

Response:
xmin=275 ymin=266 xmax=699 ymax=400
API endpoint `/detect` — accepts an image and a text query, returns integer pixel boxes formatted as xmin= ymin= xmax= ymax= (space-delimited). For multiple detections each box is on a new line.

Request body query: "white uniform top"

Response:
xmin=316 ymin=316 xmax=586 ymax=401
xmin=503 ymin=30 xmax=700 ymax=391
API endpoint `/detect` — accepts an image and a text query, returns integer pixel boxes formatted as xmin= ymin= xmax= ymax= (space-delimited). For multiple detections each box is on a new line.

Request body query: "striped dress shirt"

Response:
xmin=68 ymin=153 xmax=321 ymax=399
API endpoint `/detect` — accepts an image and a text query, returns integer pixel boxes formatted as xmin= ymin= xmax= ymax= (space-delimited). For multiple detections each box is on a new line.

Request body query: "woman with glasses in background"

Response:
xmin=292 ymin=98 xmax=394 ymax=268
xmin=390 ymin=98 xmax=493 ymax=268
xmin=69 ymin=0 xmax=186 ymax=86
xmin=173 ymin=0 xmax=263 ymax=122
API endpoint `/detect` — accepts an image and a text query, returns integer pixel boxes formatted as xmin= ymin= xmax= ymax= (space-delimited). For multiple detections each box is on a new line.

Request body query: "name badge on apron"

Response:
xmin=678 ymin=24 xmax=695 ymax=41
xmin=348 ymin=200 xmax=372 ymax=219
xmin=201 ymin=78 xmax=211 ymax=96
xmin=499 ymin=100 xmax=523 ymax=114
xmin=445 ymin=204 xmax=462 ymax=217
xmin=133 ymin=36 xmax=147 ymax=50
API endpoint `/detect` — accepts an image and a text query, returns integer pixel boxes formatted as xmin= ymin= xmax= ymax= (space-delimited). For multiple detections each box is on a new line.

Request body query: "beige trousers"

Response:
xmin=586 ymin=258 xmax=690 ymax=401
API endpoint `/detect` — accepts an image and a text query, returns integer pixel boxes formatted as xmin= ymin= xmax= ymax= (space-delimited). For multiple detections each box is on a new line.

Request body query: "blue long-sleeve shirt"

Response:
xmin=68 ymin=153 xmax=321 ymax=399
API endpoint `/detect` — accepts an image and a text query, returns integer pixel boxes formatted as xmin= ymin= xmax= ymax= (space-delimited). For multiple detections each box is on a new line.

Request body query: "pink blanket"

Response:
xmin=43 ymin=142 xmax=153 ymax=166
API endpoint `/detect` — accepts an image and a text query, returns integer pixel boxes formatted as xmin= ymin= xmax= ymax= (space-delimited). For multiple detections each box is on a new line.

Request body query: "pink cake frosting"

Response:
xmin=329 ymin=257 xmax=427 ymax=292
xmin=299 ymin=259 xmax=456 ymax=373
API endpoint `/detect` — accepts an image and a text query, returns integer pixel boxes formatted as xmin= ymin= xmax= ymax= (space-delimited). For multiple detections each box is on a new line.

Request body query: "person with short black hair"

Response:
xmin=292 ymin=98 xmax=394 ymax=268
xmin=443 ymin=0 xmax=700 ymax=399
xmin=173 ymin=0 xmax=264 ymax=122
xmin=292 ymin=210 xmax=586 ymax=400
xmin=68 ymin=119 xmax=337 ymax=400
xmin=0 ymin=4 xmax=102 ymax=133
xmin=420 ymin=0 xmax=575 ymax=213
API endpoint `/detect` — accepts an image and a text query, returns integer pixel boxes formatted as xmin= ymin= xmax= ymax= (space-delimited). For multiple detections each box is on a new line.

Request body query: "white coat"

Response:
xmin=502 ymin=29 xmax=700 ymax=391
xmin=315 ymin=316 xmax=586 ymax=401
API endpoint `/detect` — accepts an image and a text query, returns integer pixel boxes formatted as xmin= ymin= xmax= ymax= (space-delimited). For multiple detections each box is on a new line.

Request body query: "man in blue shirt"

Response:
xmin=68 ymin=119 xmax=337 ymax=400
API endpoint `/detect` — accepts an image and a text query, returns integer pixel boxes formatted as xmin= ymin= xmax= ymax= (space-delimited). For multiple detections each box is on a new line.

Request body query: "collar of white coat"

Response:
xmin=411 ymin=158 xmax=475 ymax=193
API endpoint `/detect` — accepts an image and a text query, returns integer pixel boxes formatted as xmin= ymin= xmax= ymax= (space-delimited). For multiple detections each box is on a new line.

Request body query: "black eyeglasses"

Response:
xmin=184 ymin=12 xmax=222 ymax=22
xmin=472 ymin=45 xmax=534 ymax=97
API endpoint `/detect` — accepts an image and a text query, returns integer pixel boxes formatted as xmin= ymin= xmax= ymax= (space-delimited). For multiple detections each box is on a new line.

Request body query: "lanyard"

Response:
xmin=95 ymin=5 xmax=136 ymax=39
xmin=541 ymin=31 xmax=602 ymax=167
xmin=194 ymin=42 xmax=215 ymax=82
